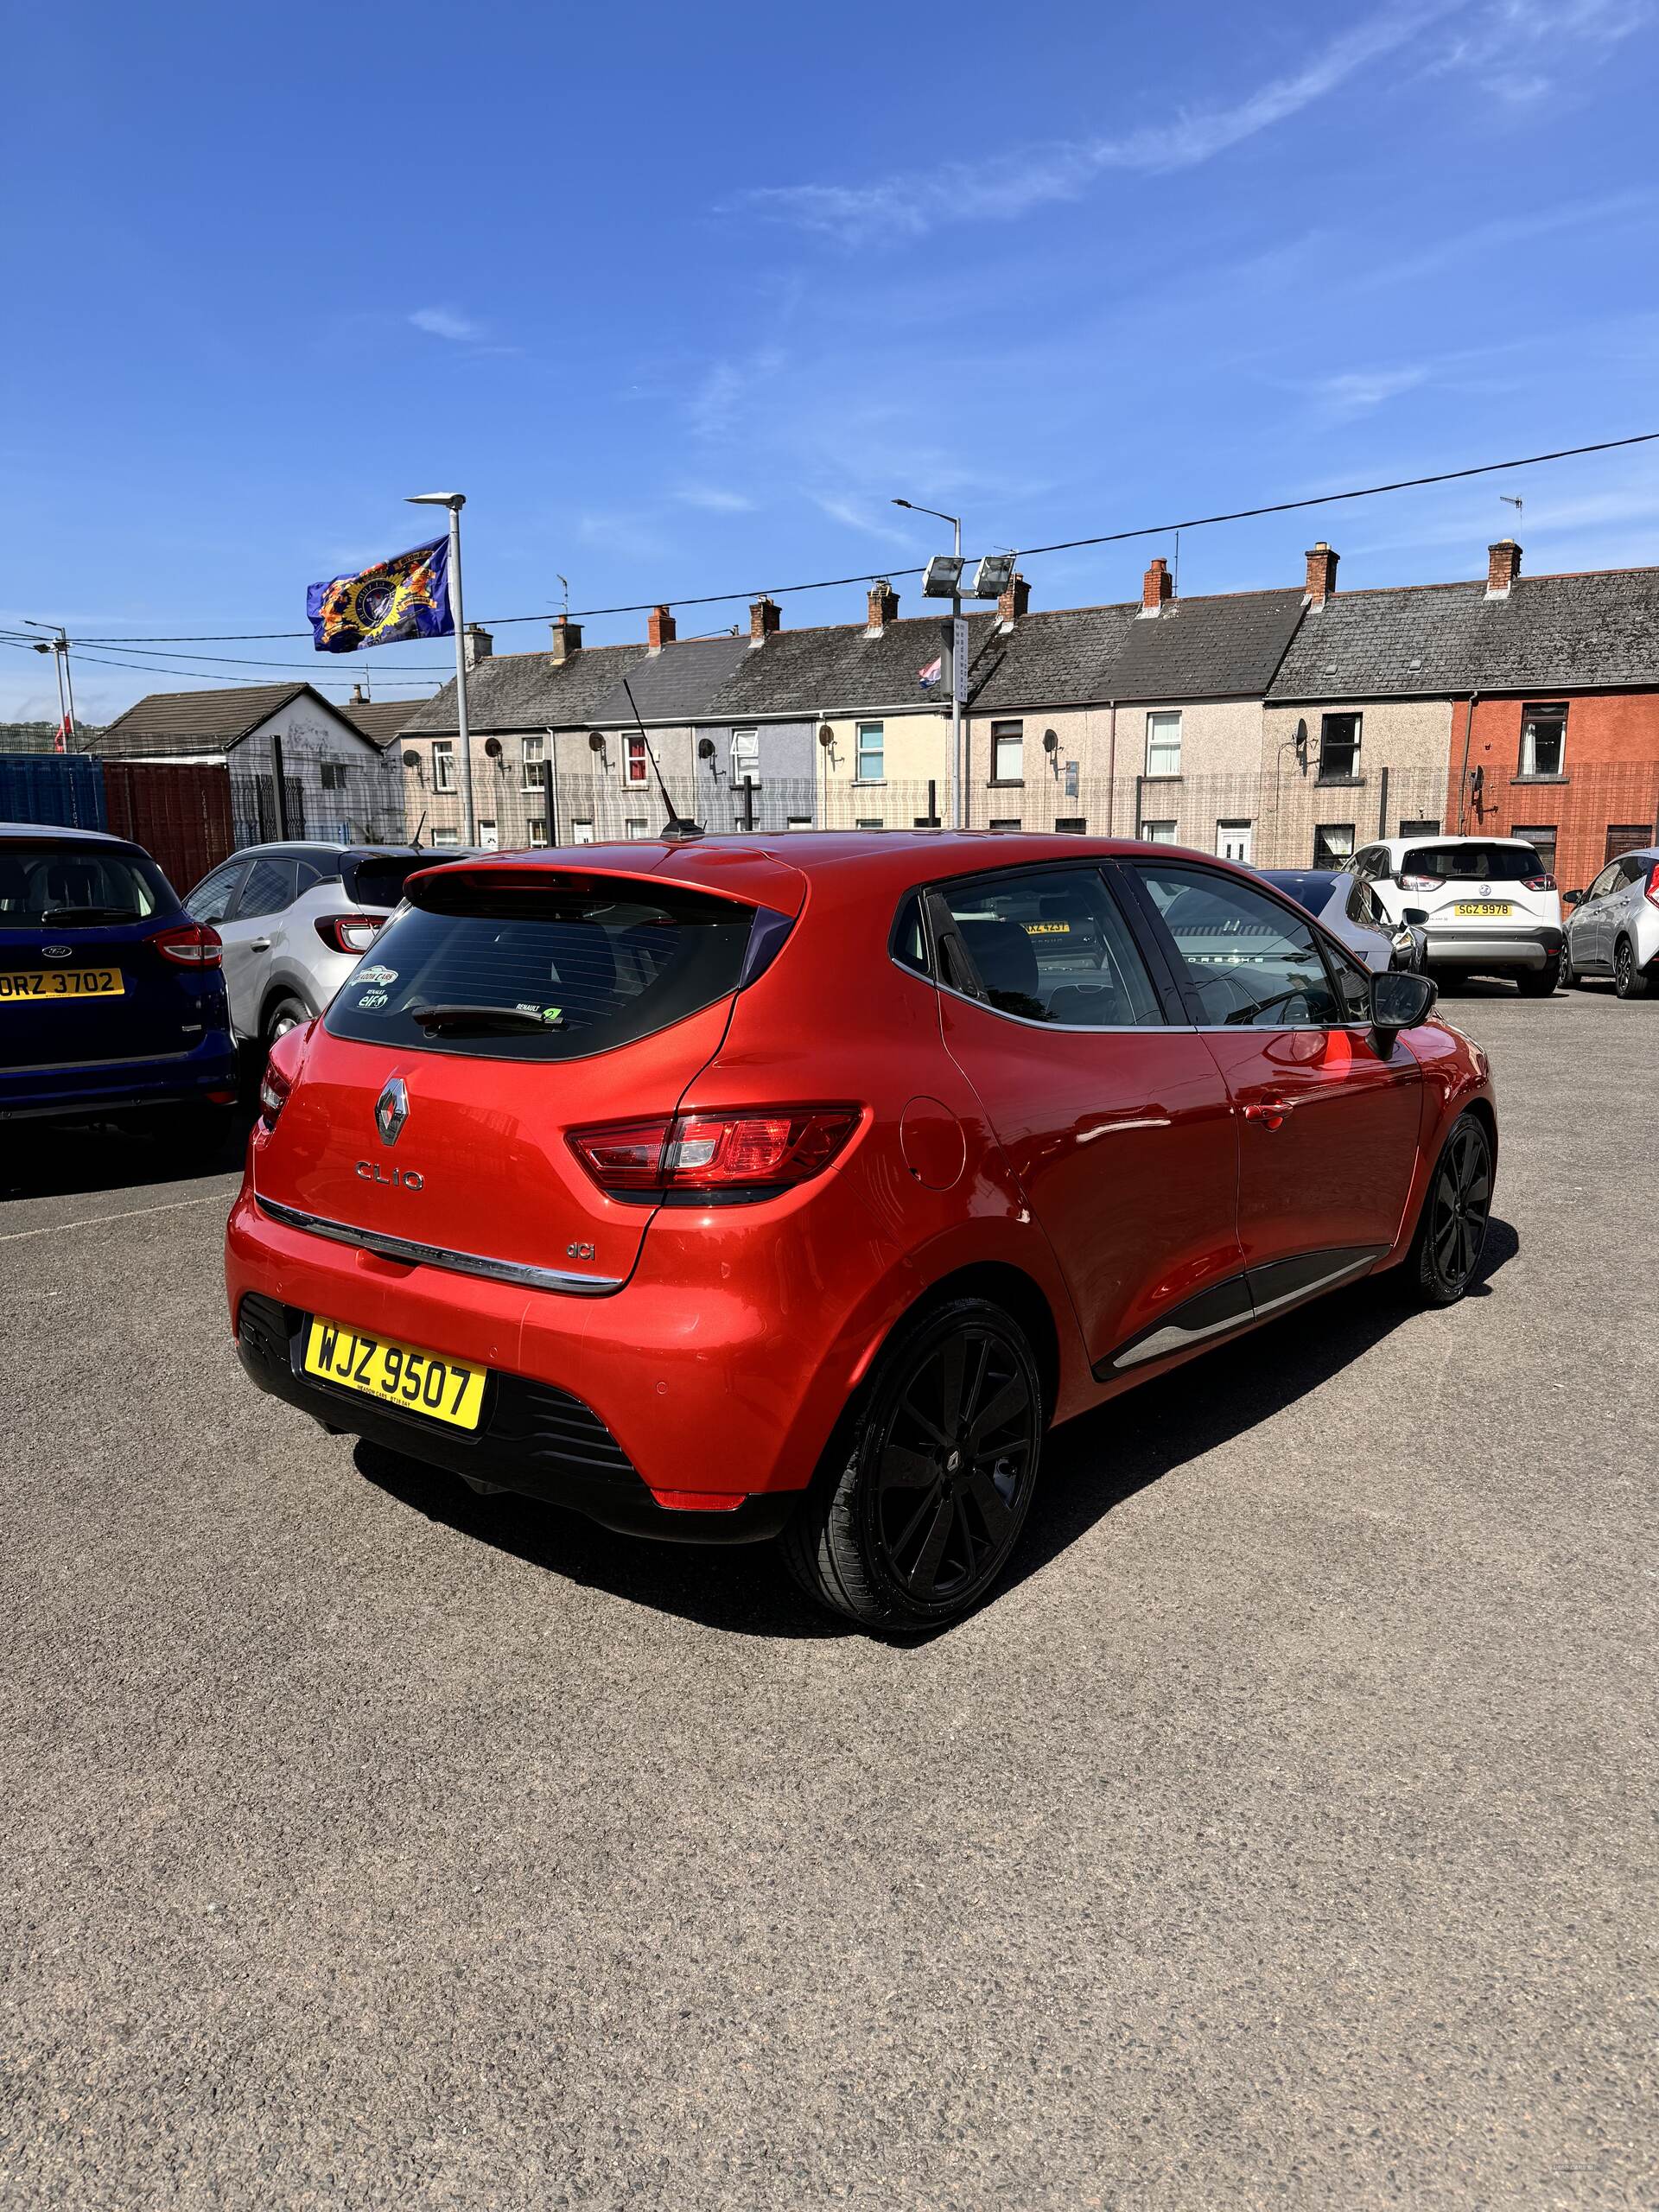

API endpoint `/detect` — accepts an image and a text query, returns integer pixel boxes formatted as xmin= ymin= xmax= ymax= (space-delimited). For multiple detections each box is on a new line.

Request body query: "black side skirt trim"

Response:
xmin=1096 ymin=1245 xmax=1388 ymax=1380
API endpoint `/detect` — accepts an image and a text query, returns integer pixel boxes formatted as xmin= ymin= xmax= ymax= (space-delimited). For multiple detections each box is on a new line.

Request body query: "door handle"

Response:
xmin=1243 ymin=1096 xmax=1294 ymax=1130
xmin=248 ymin=937 xmax=272 ymax=950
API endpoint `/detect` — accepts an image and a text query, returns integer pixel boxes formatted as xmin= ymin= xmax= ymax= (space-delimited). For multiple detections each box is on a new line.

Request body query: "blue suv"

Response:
xmin=0 ymin=823 xmax=238 ymax=1135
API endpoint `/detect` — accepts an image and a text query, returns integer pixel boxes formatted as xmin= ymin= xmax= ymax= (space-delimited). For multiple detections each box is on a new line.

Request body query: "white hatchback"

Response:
xmin=1351 ymin=835 xmax=1564 ymax=996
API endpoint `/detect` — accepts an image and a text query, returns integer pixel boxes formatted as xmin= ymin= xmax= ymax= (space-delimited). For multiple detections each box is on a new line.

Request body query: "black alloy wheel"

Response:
xmin=782 ymin=1298 xmax=1044 ymax=1631
xmin=1407 ymin=1112 xmax=1493 ymax=1307
xmin=1613 ymin=937 xmax=1649 ymax=1000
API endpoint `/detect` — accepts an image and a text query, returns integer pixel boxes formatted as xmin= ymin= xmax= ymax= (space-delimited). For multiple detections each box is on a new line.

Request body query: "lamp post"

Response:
xmin=893 ymin=499 xmax=963 ymax=830
xmin=406 ymin=492 xmax=475 ymax=843
xmin=25 ymin=621 xmax=77 ymax=749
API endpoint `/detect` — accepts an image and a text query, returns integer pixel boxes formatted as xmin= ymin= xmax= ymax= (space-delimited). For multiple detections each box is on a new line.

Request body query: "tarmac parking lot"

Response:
xmin=3 ymin=981 xmax=1654 ymax=2209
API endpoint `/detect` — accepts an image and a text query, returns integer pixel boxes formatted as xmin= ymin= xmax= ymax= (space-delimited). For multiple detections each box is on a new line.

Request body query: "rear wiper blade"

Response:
xmin=407 ymin=1001 xmax=561 ymax=1034
xmin=40 ymin=904 xmax=140 ymax=924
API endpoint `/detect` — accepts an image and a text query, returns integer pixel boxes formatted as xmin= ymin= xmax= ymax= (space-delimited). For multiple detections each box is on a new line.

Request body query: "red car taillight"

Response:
xmin=154 ymin=921 xmax=223 ymax=966
xmin=1399 ymin=873 xmax=1443 ymax=892
xmin=1646 ymin=864 xmax=1659 ymax=909
xmin=315 ymin=914 xmax=384 ymax=955
xmin=569 ymin=1108 xmax=860 ymax=1198
xmin=257 ymin=1060 xmax=291 ymax=1130
xmin=1522 ymin=874 xmax=1557 ymax=892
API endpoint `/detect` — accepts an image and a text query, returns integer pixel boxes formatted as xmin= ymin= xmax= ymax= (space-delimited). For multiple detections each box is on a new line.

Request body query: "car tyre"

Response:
xmin=264 ymin=995 xmax=313 ymax=1046
xmin=1613 ymin=936 xmax=1649 ymax=1000
xmin=1402 ymin=1111 xmax=1493 ymax=1309
xmin=1516 ymin=953 xmax=1561 ymax=997
xmin=781 ymin=1297 xmax=1044 ymax=1632
xmin=1561 ymin=939 xmax=1581 ymax=988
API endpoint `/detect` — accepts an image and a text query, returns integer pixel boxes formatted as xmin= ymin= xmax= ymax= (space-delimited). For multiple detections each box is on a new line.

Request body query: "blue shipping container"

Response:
xmin=0 ymin=753 xmax=108 ymax=832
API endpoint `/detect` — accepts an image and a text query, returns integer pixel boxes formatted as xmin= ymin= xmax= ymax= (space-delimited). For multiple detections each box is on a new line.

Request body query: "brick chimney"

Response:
xmin=463 ymin=623 xmax=493 ymax=669
xmin=999 ymin=572 xmax=1030 ymax=628
xmin=647 ymin=604 xmax=677 ymax=652
xmin=348 ymin=683 xmax=367 ymax=705
xmin=865 ymin=579 xmax=899 ymax=636
xmin=1486 ymin=538 xmax=1522 ymax=599
xmin=1305 ymin=543 xmax=1339 ymax=607
xmin=550 ymin=613 xmax=582 ymax=665
xmin=748 ymin=594 xmax=781 ymax=647
xmin=1139 ymin=556 xmax=1173 ymax=616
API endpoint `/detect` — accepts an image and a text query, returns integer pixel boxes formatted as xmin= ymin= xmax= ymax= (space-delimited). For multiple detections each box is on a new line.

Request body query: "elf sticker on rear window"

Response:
xmin=357 ymin=990 xmax=389 ymax=1009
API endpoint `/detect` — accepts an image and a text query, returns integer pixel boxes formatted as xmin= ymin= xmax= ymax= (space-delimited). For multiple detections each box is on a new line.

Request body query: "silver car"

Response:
xmin=182 ymin=842 xmax=459 ymax=1048
xmin=1564 ymin=848 xmax=1659 ymax=999
xmin=1256 ymin=869 xmax=1425 ymax=974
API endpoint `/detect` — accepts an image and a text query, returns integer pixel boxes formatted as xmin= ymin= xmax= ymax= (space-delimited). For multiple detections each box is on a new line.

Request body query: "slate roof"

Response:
xmin=98 ymin=681 xmax=321 ymax=754
xmin=339 ymin=694 xmax=432 ymax=747
xmin=700 ymin=613 xmax=1002 ymax=721
xmin=1269 ymin=567 xmax=1659 ymax=700
xmin=399 ymin=642 xmax=652 ymax=736
xmin=586 ymin=635 xmax=752 ymax=726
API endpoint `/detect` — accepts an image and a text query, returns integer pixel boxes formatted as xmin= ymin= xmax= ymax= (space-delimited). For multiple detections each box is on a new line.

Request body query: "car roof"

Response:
xmin=0 ymin=819 xmax=145 ymax=853
xmin=1377 ymin=832 xmax=1538 ymax=852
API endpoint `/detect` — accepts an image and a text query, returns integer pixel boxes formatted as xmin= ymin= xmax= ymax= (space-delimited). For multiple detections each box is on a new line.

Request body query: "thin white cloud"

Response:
xmin=808 ymin=493 xmax=918 ymax=548
xmin=1433 ymin=0 xmax=1649 ymax=99
xmin=728 ymin=3 xmax=1462 ymax=243
xmin=410 ymin=306 xmax=484 ymax=342
xmin=673 ymin=484 xmax=759 ymax=513
xmin=1311 ymin=365 xmax=1433 ymax=414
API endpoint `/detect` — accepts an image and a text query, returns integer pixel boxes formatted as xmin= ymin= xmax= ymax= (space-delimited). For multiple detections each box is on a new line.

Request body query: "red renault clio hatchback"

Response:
xmin=227 ymin=832 xmax=1497 ymax=1630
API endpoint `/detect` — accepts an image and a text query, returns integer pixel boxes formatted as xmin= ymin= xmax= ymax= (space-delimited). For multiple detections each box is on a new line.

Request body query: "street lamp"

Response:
xmin=406 ymin=491 xmax=475 ymax=843
xmin=893 ymin=498 xmax=963 ymax=829
xmin=25 ymin=620 xmax=78 ymax=749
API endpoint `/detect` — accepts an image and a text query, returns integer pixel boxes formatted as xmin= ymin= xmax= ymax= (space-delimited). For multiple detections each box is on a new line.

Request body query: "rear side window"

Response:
xmin=339 ymin=853 xmax=428 ymax=909
xmin=235 ymin=858 xmax=301 ymax=918
xmin=937 ymin=867 xmax=1165 ymax=1027
xmin=1402 ymin=842 xmax=1542 ymax=882
xmin=0 ymin=842 xmax=166 ymax=924
xmin=324 ymin=870 xmax=757 ymax=1060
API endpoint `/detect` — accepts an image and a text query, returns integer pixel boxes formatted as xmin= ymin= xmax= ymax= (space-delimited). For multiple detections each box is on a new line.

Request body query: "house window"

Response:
xmin=1145 ymin=711 xmax=1182 ymax=778
xmin=1319 ymin=713 xmax=1362 ymax=779
xmin=731 ymin=729 xmax=760 ymax=785
xmin=1140 ymin=819 xmax=1178 ymax=843
xmin=522 ymin=734 xmax=546 ymax=791
xmin=1519 ymin=703 xmax=1567 ymax=777
xmin=988 ymin=817 xmax=1021 ymax=831
xmin=1216 ymin=820 xmax=1254 ymax=864
xmin=1605 ymin=823 xmax=1649 ymax=863
xmin=433 ymin=741 xmax=455 ymax=791
xmin=855 ymin=817 xmax=882 ymax=830
xmin=572 ymin=817 xmax=594 ymax=844
xmin=1513 ymin=823 xmax=1556 ymax=879
xmin=527 ymin=817 xmax=548 ymax=848
xmin=855 ymin=722 xmax=884 ymax=782
xmin=786 ymin=815 xmax=812 ymax=830
xmin=431 ymin=826 xmax=460 ymax=848
xmin=320 ymin=761 xmax=346 ymax=791
xmin=1054 ymin=817 xmax=1087 ymax=833
xmin=625 ymin=817 xmax=649 ymax=839
xmin=1313 ymin=822 xmax=1355 ymax=868
xmin=1399 ymin=817 xmax=1440 ymax=837
xmin=991 ymin=720 xmax=1024 ymax=784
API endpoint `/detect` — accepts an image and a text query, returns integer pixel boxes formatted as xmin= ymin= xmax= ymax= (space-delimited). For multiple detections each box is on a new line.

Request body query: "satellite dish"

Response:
xmin=401 ymin=749 xmax=421 ymax=770
xmin=483 ymin=736 xmax=503 ymax=760
xmin=697 ymin=737 xmax=716 ymax=760
xmin=817 ymin=725 xmax=835 ymax=750
xmin=588 ymin=732 xmax=606 ymax=753
xmin=1042 ymin=729 xmax=1058 ymax=753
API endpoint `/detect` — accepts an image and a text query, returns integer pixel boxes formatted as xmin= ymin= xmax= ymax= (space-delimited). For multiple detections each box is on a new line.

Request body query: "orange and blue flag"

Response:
xmin=307 ymin=536 xmax=454 ymax=654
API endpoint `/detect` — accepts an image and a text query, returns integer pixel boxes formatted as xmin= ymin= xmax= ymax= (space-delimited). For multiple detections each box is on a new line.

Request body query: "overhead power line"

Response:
xmin=34 ymin=429 xmax=1659 ymax=646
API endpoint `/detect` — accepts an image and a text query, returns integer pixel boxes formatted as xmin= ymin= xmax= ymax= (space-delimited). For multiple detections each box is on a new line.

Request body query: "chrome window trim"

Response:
xmin=254 ymin=1193 xmax=625 ymax=1296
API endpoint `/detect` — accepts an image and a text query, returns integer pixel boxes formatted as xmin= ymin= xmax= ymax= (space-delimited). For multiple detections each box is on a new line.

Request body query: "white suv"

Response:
xmin=1564 ymin=846 xmax=1659 ymax=999
xmin=1351 ymin=835 xmax=1564 ymax=997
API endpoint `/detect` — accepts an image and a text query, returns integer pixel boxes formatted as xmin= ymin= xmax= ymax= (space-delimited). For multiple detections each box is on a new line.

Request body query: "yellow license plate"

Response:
xmin=1453 ymin=901 xmax=1512 ymax=918
xmin=0 ymin=967 xmax=124 ymax=1001
xmin=1023 ymin=921 xmax=1071 ymax=935
xmin=302 ymin=1315 xmax=487 ymax=1430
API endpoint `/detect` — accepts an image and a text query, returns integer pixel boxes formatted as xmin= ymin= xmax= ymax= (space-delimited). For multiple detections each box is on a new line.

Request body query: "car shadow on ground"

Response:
xmin=0 ymin=1107 xmax=253 ymax=1204
xmin=355 ymin=1216 xmax=1520 ymax=1645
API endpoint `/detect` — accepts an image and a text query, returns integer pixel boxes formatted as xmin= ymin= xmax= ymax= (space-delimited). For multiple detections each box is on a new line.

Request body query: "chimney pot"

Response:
xmin=865 ymin=579 xmax=899 ymax=635
xmin=1304 ymin=542 xmax=1339 ymax=606
xmin=463 ymin=623 xmax=493 ymax=670
xmin=348 ymin=683 xmax=366 ymax=705
xmin=647 ymin=604 xmax=677 ymax=652
xmin=550 ymin=613 xmax=583 ymax=664
xmin=1140 ymin=556 xmax=1173 ymax=615
xmin=998 ymin=572 xmax=1030 ymax=627
xmin=1486 ymin=538 xmax=1522 ymax=598
xmin=748 ymin=594 xmax=781 ymax=646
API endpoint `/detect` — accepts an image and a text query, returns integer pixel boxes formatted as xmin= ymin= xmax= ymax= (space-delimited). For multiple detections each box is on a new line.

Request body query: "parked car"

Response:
xmin=227 ymin=833 xmax=1497 ymax=1632
xmin=1351 ymin=836 xmax=1563 ymax=995
xmin=0 ymin=821 xmax=237 ymax=1136
xmin=1564 ymin=847 xmax=1659 ymax=997
xmin=1256 ymin=868 xmax=1425 ymax=973
xmin=183 ymin=842 xmax=469 ymax=1049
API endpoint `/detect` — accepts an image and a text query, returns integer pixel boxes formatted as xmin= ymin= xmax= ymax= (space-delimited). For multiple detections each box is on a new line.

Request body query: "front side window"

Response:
xmin=731 ymin=730 xmax=760 ymax=785
xmin=1136 ymin=863 xmax=1341 ymax=1027
xmin=522 ymin=735 xmax=545 ymax=791
xmin=1520 ymin=703 xmax=1567 ymax=778
xmin=625 ymin=736 xmax=648 ymax=786
xmin=1319 ymin=713 xmax=1361 ymax=779
xmin=937 ymin=867 xmax=1166 ymax=1027
xmin=991 ymin=721 xmax=1024 ymax=783
xmin=432 ymin=741 xmax=455 ymax=792
xmin=1146 ymin=711 xmax=1182 ymax=778
xmin=855 ymin=721 xmax=884 ymax=782
xmin=1313 ymin=823 xmax=1354 ymax=869
xmin=1586 ymin=862 xmax=1624 ymax=900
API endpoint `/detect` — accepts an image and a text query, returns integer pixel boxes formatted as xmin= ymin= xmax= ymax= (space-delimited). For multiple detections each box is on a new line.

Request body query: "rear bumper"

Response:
xmin=0 ymin=1032 xmax=239 ymax=1122
xmin=1423 ymin=924 xmax=1561 ymax=969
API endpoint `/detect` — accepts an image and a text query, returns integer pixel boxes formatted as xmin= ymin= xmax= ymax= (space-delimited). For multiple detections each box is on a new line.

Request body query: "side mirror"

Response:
xmin=1370 ymin=969 xmax=1436 ymax=1039
xmin=1564 ymin=887 xmax=1586 ymax=907
xmin=1401 ymin=906 xmax=1429 ymax=925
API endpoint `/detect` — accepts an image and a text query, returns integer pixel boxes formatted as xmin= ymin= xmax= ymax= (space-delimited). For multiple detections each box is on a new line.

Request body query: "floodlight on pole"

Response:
xmin=893 ymin=496 xmax=965 ymax=829
xmin=25 ymin=619 xmax=77 ymax=748
xmin=405 ymin=491 xmax=475 ymax=842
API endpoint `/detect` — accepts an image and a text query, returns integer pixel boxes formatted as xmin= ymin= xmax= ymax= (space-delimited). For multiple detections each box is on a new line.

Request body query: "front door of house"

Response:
xmin=1216 ymin=821 xmax=1253 ymax=865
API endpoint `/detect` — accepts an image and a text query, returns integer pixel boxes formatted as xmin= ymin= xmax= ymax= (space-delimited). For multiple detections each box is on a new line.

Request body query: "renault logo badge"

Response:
xmin=375 ymin=1076 xmax=409 ymax=1147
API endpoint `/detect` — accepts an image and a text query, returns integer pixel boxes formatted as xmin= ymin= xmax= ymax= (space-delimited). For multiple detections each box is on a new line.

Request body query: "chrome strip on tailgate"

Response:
xmin=254 ymin=1194 xmax=624 ymax=1295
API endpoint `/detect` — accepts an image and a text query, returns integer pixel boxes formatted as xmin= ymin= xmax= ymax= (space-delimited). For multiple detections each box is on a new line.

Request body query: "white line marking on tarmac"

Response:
xmin=0 ymin=1190 xmax=234 ymax=1243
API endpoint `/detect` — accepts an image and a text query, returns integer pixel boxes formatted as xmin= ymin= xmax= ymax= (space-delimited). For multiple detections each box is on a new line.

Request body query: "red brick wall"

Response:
xmin=1448 ymin=692 xmax=1659 ymax=893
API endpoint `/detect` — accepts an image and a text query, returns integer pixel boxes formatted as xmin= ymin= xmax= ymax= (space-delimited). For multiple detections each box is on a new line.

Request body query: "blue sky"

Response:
xmin=3 ymin=0 xmax=1656 ymax=722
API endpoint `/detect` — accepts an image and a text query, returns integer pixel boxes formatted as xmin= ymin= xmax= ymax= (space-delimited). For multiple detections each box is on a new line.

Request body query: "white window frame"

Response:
xmin=786 ymin=815 xmax=812 ymax=830
xmin=522 ymin=734 xmax=546 ymax=791
xmin=430 ymin=826 xmax=460 ymax=848
xmin=855 ymin=721 xmax=884 ymax=784
xmin=1140 ymin=818 xmax=1178 ymax=843
xmin=432 ymin=740 xmax=456 ymax=792
xmin=1520 ymin=702 xmax=1567 ymax=779
xmin=1145 ymin=711 xmax=1182 ymax=779
xmin=625 ymin=817 xmax=649 ymax=840
xmin=1313 ymin=822 xmax=1355 ymax=868
xmin=528 ymin=817 xmax=549 ymax=848
xmin=624 ymin=735 xmax=649 ymax=786
xmin=991 ymin=720 xmax=1024 ymax=785
xmin=731 ymin=728 xmax=760 ymax=786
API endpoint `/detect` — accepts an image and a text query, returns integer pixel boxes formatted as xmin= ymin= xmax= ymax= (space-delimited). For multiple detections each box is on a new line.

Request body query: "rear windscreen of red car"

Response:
xmin=323 ymin=871 xmax=756 ymax=1060
xmin=1402 ymin=843 xmax=1542 ymax=881
xmin=0 ymin=842 xmax=168 ymax=922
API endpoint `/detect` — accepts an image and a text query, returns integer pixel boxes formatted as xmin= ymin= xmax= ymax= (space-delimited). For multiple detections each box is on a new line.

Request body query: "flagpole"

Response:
xmin=407 ymin=491 xmax=475 ymax=844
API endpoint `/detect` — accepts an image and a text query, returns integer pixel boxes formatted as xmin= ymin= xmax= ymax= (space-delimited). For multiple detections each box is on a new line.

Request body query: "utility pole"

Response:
xmin=893 ymin=499 xmax=964 ymax=829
